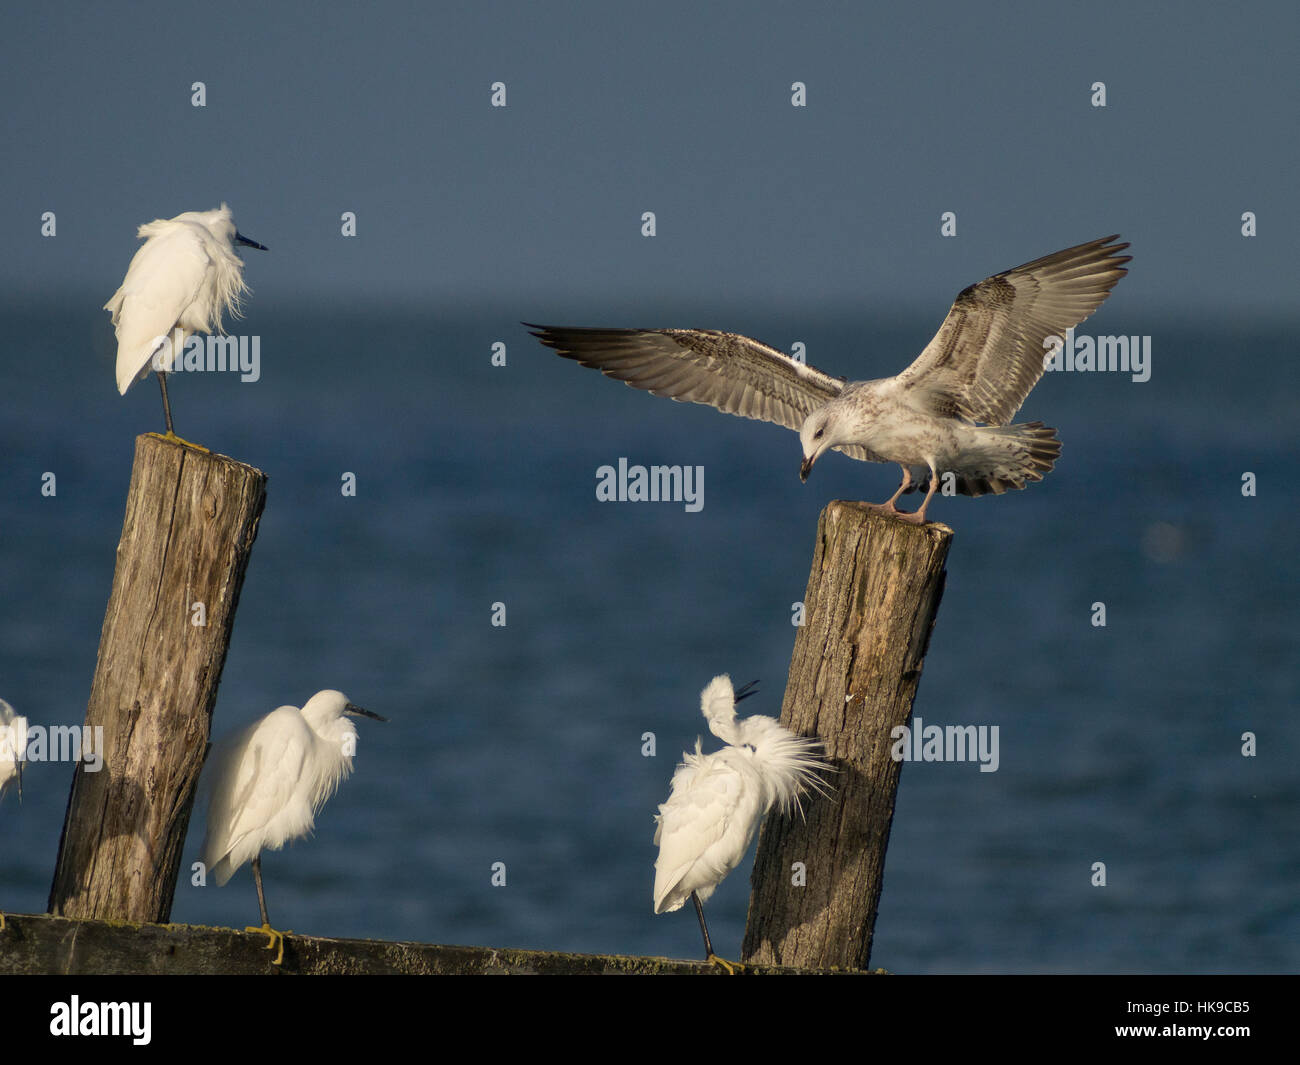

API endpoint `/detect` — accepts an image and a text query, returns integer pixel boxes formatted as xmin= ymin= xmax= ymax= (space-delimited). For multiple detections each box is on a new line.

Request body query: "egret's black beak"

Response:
xmin=799 ymin=456 xmax=815 ymax=482
xmin=734 ymin=680 xmax=760 ymax=702
xmin=344 ymin=703 xmax=388 ymax=723
xmin=236 ymin=232 xmax=268 ymax=251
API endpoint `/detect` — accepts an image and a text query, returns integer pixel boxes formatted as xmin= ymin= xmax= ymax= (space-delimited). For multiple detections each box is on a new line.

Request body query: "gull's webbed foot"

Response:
xmin=863 ymin=501 xmax=903 ymax=517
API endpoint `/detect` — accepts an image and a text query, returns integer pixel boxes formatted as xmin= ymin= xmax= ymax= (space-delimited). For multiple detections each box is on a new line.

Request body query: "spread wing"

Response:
xmin=894 ymin=235 xmax=1131 ymax=424
xmin=528 ymin=324 xmax=883 ymax=461
xmin=528 ymin=324 xmax=848 ymax=426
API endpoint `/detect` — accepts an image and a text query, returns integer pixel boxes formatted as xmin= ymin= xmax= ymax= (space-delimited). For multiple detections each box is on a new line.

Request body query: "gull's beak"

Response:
xmin=344 ymin=702 xmax=388 ymax=723
xmin=799 ymin=456 xmax=815 ymax=482
xmin=235 ymin=232 xmax=268 ymax=251
xmin=734 ymin=680 xmax=760 ymax=703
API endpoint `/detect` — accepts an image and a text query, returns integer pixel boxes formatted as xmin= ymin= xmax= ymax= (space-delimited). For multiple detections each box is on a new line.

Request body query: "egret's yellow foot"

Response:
xmin=147 ymin=430 xmax=210 ymax=453
xmin=245 ymin=923 xmax=289 ymax=965
xmin=706 ymin=953 xmax=743 ymax=975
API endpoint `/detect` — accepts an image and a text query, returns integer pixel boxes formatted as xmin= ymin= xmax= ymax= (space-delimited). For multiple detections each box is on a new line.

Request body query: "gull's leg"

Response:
xmin=865 ymin=466 xmax=912 ymax=516
xmin=244 ymin=853 xmax=289 ymax=965
xmin=896 ymin=462 xmax=939 ymax=525
xmin=883 ymin=466 xmax=913 ymax=509
xmin=692 ymin=890 xmax=743 ymax=975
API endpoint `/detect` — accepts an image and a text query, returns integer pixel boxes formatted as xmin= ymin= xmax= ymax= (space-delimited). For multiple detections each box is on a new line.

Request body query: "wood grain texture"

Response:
xmin=48 ymin=435 xmax=267 ymax=922
xmin=742 ymin=502 xmax=951 ymax=970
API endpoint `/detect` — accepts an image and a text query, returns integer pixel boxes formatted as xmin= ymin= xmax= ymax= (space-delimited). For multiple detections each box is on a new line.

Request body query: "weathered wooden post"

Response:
xmin=742 ymin=501 xmax=952 ymax=969
xmin=48 ymin=434 xmax=266 ymax=922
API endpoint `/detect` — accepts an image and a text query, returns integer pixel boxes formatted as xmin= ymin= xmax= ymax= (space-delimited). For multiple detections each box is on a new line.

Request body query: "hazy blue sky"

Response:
xmin=1 ymin=1 xmax=1295 ymax=321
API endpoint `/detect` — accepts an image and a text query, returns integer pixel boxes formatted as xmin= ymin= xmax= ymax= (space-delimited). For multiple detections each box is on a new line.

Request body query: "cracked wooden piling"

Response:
xmin=743 ymin=502 xmax=951 ymax=969
xmin=47 ymin=434 xmax=267 ymax=922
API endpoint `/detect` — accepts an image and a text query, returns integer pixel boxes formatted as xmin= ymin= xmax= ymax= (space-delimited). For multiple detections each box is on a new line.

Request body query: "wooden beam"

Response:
xmin=0 ymin=914 xmax=873 ymax=975
xmin=742 ymin=503 xmax=952 ymax=969
xmin=48 ymin=435 xmax=267 ymax=922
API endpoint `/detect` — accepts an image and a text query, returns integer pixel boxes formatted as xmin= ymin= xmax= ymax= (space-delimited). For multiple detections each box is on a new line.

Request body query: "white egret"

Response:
xmin=104 ymin=203 xmax=267 ymax=446
xmin=653 ymin=675 xmax=831 ymax=973
xmin=200 ymin=689 xmax=386 ymax=965
xmin=0 ymin=698 xmax=27 ymax=803
xmin=0 ymin=698 xmax=28 ymax=933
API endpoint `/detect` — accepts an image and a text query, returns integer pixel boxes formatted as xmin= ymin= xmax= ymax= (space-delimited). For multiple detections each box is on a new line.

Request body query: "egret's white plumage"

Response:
xmin=530 ymin=235 xmax=1130 ymax=524
xmin=653 ymin=676 xmax=830 ymax=965
xmin=202 ymin=689 xmax=383 ymax=885
xmin=104 ymin=203 xmax=266 ymax=435
xmin=0 ymin=699 xmax=28 ymax=802
xmin=200 ymin=689 xmax=385 ymax=962
xmin=0 ymin=698 xmax=25 ymax=930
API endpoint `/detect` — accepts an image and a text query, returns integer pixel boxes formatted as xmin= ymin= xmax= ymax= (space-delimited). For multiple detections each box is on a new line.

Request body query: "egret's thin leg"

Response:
xmin=148 ymin=372 xmax=209 ymax=451
xmin=691 ymin=890 xmax=715 ymax=956
xmin=245 ymin=853 xmax=287 ymax=965
xmin=157 ymin=372 xmax=175 ymax=436
xmin=691 ymin=891 xmax=742 ymax=975
xmin=253 ymin=853 xmax=271 ymax=928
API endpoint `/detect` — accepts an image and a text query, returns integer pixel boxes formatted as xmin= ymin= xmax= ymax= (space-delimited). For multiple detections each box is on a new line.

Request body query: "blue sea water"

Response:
xmin=1 ymin=302 xmax=1296 ymax=972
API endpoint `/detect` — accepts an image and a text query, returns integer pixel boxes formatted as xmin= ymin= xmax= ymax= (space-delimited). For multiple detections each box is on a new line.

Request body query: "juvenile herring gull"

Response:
xmin=528 ymin=235 xmax=1130 ymax=523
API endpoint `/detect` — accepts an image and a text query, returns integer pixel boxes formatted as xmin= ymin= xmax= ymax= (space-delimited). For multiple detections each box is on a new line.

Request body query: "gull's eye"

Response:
xmin=813 ymin=428 xmax=824 ymax=439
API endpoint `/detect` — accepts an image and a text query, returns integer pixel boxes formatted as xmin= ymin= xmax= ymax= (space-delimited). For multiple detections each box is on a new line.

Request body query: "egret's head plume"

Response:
xmin=700 ymin=673 xmax=757 ymax=745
